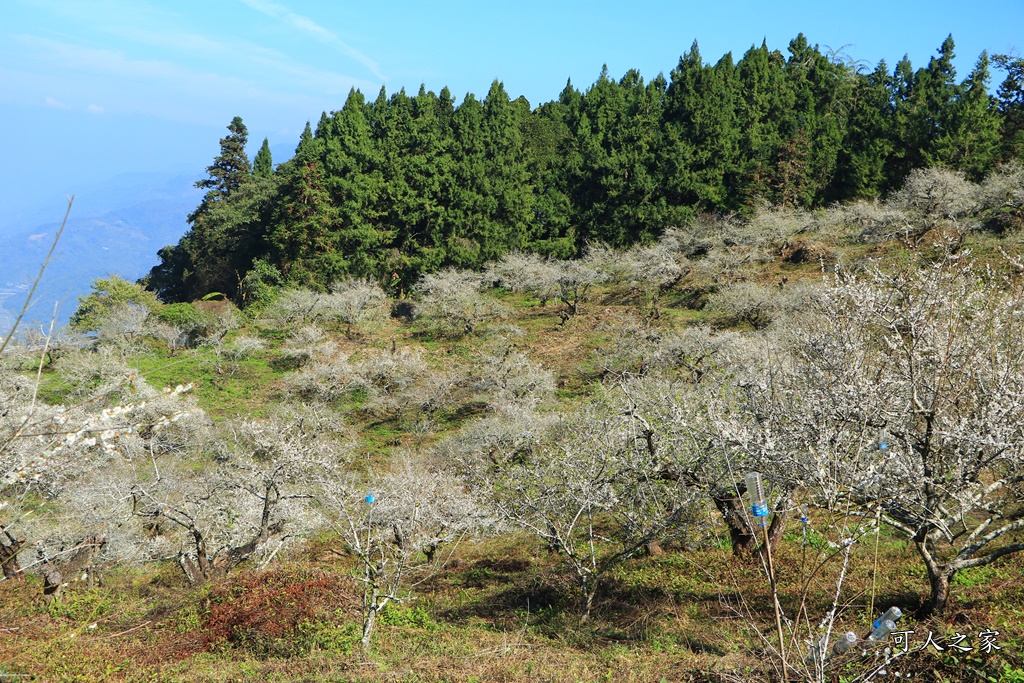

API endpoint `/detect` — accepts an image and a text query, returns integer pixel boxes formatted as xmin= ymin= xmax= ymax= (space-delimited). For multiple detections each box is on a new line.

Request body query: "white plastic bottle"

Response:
xmin=832 ymin=632 xmax=857 ymax=655
xmin=745 ymin=472 xmax=769 ymax=518
xmin=868 ymin=619 xmax=896 ymax=641
xmin=872 ymin=606 xmax=903 ymax=629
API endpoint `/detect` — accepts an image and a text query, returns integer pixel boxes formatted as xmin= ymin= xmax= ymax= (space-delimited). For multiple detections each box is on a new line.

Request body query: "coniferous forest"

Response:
xmin=146 ymin=35 xmax=1024 ymax=302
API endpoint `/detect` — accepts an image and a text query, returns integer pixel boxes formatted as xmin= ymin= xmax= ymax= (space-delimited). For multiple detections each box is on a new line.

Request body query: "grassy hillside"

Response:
xmin=3 ymin=179 xmax=1024 ymax=682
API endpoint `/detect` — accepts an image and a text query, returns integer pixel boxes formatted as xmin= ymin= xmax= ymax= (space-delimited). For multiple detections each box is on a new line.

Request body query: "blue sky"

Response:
xmin=2 ymin=0 xmax=1023 ymax=225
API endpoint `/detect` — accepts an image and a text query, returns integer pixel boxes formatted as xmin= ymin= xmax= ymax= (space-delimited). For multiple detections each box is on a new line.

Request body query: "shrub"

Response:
xmin=284 ymin=356 xmax=356 ymax=402
xmin=237 ymin=259 xmax=283 ymax=312
xmin=223 ymin=335 xmax=265 ymax=361
xmin=416 ymin=269 xmax=505 ymax=337
xmin=349 ymin=348 xmax=429 ymax=415
xmin=278 ymin=324 xmax=336 ymax=368
xmin=265 ymin=281 xmax=389 ymax=333
xmin=94 ymin=303 xmax=152 ymax=352
xmin=69 ymin=276 xmax=161 ymax=333
xmin=977 ymin=160 xmax=1024 ymax=233
xmin=438 ymin=405 xmax=553 ymax=468
xmin=311 ymin=454 xmax=490 ymax=652
xmin=580 ymin=242 xmax=639 ymax=285
xmin=193 ymin=301 xmax=240 ymax=344
xmin=705 ymin=281 xmax=778 ymax=329
xmin=592 ymin=316 xmax=663 ymax=380
xmin=154 ymin=303 xmax=205 ymax=336
xmin=151 ymin=301 xmax=239 ymax=348
xmin=825 ymin=198 xmax=913 ymax=243
xmin=471 ymin=342 xmax=555 ymax=409
xmin=628 ymin=241 xmax=684 ymax=289
xmin=485 ymin=252 xmax=562 ymax=303
xmin=744 ymin=204 xmax=815 ymax=249
xmin=202 ymin=568 xmax=356 ymax=657
xmin=888 ymin=167 xmax=978 ymax=226
xmin=329 ymin=278 xmax=390 ymax=331
xmin=47 ymin=352 xmax=149 ymax=404
xmin=263 ymin=289 xmax=335 ymax=326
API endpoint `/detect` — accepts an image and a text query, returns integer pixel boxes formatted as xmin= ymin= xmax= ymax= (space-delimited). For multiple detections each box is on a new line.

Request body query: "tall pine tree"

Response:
xmin=192 ymin=116 xmax=252 ymax=214
xmin=994 ymin=54 xmax=1024 ymax=160
xmin=832 ymin=60 xmax=896 ymax=200
xmin=932 ymin=52 xmax=1001 ymax=179
xmin=662 ymin=42 xmax=740 ymax=212
xmin=253 ymin=138 xmax=273 ymax=178
xmin=164 ymin=116 xmax=275 ymax=300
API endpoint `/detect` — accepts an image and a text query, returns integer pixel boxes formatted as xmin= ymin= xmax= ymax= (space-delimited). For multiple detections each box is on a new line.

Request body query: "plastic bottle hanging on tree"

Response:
xmin=365 ymin=490 xmax=376 ymax=504
xmin=799 ymin=504 xmax=810 ymax=546
xmin=745 ymin=472 xmax=769 ymax=518
xmin=877 ymin=429 xmax=890 ymax=451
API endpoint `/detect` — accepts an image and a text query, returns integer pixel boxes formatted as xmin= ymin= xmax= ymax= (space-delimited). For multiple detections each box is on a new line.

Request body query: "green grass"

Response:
xmin=130 ymin=347 xmax=286 ymax=420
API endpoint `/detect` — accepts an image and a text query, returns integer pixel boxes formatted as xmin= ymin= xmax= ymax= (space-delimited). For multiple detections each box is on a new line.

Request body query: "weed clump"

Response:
xmin=202 ymin=568 xmax=358 ymax=657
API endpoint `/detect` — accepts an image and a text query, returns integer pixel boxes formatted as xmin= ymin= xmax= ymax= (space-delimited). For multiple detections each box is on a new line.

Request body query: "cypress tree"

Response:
xmin=320 ymin=89 xmax=388 ymax=279
xmin=781 ymin=35 xmax=849 ymax=206
xmin=164 ymin=115 xmax=275 ymax=301
xmin=295 ymin=121 xmax=316 ymax=159
xmin=933 ymin=52 xmax=1001 ymax=179
xmin=526 ymin=91 xmax=576 ymax=255
xmin=484 ymin=81 xmax=534 ymax=257
xmin=269 ymin=154 xmax=337 ymax=285
xmin=994 ymin=54 xmax=1024 ymax=160
xmin=916 ymin=35 xmax=959 ymax=168
xmin=449 ymin=81 xmax=534 ymax=265
xmin=449 ymin=92 xmax=488 ymax=265
xmin=149 ymin=34 xmax=1022 ymax=304
xmin=407 ymin=85 xmax=454 ymax=264
xmin=832 ymin=60 xmax=896 ymax=200
xmin=253 ymin=137 xmax=273 ymax=178
xmin=573 ymin=66 xmax=631 ymax=243
xmin=605 ymin=69 xmax=670 ymax=243
xmin=663 ymin=42 xmax=740 ymax=212
xmin=191 ymin=116 xmax=252 ymax=216
xmin=886 ymin=54 xmax=920 ymax=190
xmin=735 ymin=42 xmax=795 ymax=206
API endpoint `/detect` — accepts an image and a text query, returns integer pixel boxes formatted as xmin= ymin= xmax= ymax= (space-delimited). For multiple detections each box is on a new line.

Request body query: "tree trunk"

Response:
xmin=644 ymin=540 xmax=664 ymax=556
xmin=763 ymin=500 xmax=789 ymax=553
xmin=361 ymin=606 xmax=377 ymax=652
xmin=580 ymin=581 xmax=598 ymax=623
xmin=179 ymin=553 xmax=201 ymax=585
xmin=924 ymin=565 xmax=953 ymax=617
xmin=712 ymin=488 xmax=789 ymax=556
xmin=713 ymin=490 xmax=758 ymax=554
xmin=1 ymin=532 xmax=26 ymax=580
xmin=915 ymin=537 xmax=954 ymax=618
xmin=42 ymin=567 xmax=63 ymax=602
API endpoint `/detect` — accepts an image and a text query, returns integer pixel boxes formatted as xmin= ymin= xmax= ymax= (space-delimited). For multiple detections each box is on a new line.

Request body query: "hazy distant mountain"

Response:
xmin=0 ymin=172 xmax=203 ymax=334
xmin=0 ymin=144 xmax=296 ymax=335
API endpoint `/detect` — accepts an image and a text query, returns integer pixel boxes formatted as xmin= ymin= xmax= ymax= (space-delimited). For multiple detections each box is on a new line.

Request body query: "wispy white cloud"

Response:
xmin=86 ymin=104 xmax=105 ymax=114
xmin=4 ymin=35 xmax=374 ymax=127
xmin=237 ymin=0 xmax=386 ymax=80
xmin=101 ymin=26 xmax=376 ymax=95
xmin=44 ymin=96 xmax=70 ymax=109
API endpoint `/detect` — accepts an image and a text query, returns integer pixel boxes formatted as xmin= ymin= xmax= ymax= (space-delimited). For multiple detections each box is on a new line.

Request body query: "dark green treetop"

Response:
xmin=193 ymin=116 xmax=252 ymax=210
xmin=253 ymin=137 xmax=273 ymax=178
xmin=994 ymin=53 xmax=1024 ymax=159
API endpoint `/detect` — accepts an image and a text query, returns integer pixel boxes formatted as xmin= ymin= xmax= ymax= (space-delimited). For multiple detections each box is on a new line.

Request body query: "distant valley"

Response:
xmin=0 ymin=172 xmax=203 ymax=334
